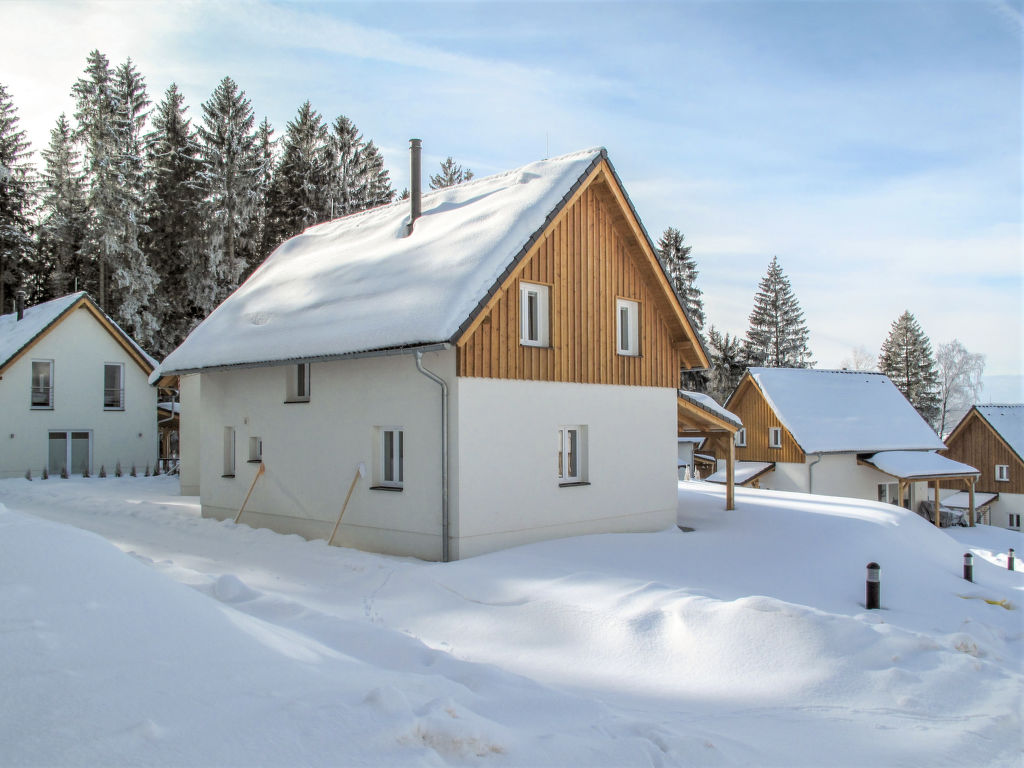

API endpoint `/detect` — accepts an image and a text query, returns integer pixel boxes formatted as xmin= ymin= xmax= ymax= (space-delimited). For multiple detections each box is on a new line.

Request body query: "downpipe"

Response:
xmin=414 ymin=351 xmax=450 ymax=562
xmin=808 ymin=453 xmax=822 ymax=494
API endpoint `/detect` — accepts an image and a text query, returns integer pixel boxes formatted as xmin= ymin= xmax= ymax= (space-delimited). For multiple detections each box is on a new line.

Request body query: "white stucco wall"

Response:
xmin=196 ymin=349 xmax=453 ymax=560
xmin=0 ymin=306 xmax=157 ymax=478
xmin=451 ymin=378 xmax=677 ymax=559
xmin=178 ymin=374 xmax=200 ymax=496
xmin=989 ymin=492 xmax=1024 ymax=530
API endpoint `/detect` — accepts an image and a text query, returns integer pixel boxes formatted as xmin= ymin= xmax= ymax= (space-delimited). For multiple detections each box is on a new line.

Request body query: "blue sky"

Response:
xmin=4 ymin=0 xmax=1021 ymax=386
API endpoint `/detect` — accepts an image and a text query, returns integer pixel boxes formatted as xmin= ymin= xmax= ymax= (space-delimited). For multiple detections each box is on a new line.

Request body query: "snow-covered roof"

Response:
xmin=0 ymin=292 xmax=156 ymax=373
xmin=973 ymin=404 xmax=1024 ymax=461
xmin=940 ymin=491 xmax=998 ymax=510
xmin=865 ymin=451 xmax=979 ymax=480
xmin=678 ymin=390 xmax=742 ymax=429
xmin=159 ymin=148 xmax=611 ymax=375
xmin=706 ymin=461 xmax=775 ymax=485
xmin=741 ymin=368 xmax=945 ymax=454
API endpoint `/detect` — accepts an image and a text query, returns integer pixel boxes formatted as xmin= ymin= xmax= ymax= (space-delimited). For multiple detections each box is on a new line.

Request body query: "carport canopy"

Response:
xmin=678 ymin=391 xmax=742 ymax=510
xmin=862 ymin=451 xmax=981 ymax=527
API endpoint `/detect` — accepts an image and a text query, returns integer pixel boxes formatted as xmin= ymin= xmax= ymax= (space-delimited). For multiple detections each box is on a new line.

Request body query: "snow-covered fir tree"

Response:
xmin=253 ymin=117 xmax=277 ymax=264
xmin=197 ymin=76 xmax=261 ymax=306
xmin=142 ymin=83 xmax=206 ymax=356
xmin=705 ymin=326 xmax=749 ymax=404
xmin=429 ymin=156 xmax=473 ymax=189
xmin=263 ymin=101 xmax=330 ymax=252
xmin=657 ymin=227 xmax=704 ymax=333
xmin=37 ymin=114 xmax=88 ymax=300
xmin=323 ymin=115 xmax=393 ymax=220
xmin=743 ymin=256 xmax=813 ymax=368
xmin=0 ymin=82 xmax=35 ymax=312
xmin=879 ymin=311 xmax=940 ymax=428
xmin=358 ymin=140 xmax=394 ymax=209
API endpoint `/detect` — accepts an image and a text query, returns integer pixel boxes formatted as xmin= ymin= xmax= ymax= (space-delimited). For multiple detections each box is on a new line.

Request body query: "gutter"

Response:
xmin=414 ymin=350 xmax=450 ymax=563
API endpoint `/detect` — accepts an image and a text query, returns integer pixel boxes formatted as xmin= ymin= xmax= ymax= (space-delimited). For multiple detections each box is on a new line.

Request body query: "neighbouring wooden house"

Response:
xmin=155 ymin=146 xmax=709 ymax=560
xmin=941 ymin=405 xmax=1023 ymax=529
xmin=0 ymin=292 xmax=158 ymax=478
xmin=719 ymin=368 xmax=980 ymax=519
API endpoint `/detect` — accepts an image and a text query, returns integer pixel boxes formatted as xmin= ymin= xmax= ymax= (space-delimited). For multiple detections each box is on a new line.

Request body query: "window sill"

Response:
xmin=103 ymin=407 xmax=125 ymax=412
xmin=30 ymin=405 xmax=54 ymax=410
xmin=616 ymin=352 xmax=641 ymax=358
xmin=370 ymin=485 xmax=403 ymax=492
xmin=283 ymin=399 xmax=310 ymax=404
xmin=247 ymin=459 xmax=262 ymax=464
xmin=520 ymin=341 xmax=552 ymax=349
xmin=221 ymin=474 xmax=235 ymax=479
xmin=558 ymin=481 xmax=591 ymax=488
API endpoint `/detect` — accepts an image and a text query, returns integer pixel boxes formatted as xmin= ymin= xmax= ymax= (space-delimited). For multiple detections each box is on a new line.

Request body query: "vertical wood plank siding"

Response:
xmin=727 ymin=378 xmax=806 ymax=463
xmin=941 ymin=411 xmax=1023 ymax=493
xmin=457 ymin=183 xmax=682 ymax=387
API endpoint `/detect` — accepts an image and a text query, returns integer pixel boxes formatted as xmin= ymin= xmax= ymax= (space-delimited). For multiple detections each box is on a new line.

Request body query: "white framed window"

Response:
xmin=378 ymin=427 xmax=404 ymax=489
xmin=877 ymin=482 xmax=899 ymax=505
xmin=31 ymin=359 xmax=53 ymax=408
xmin=286 ymin=363 xmax=311 ymax=402
xmin=48 ymin=430 xmax=91 ymax=475
xmin=519 ymin=281 xmax=550 ymax=347
xmin=735 ymin=428 xmax=747 ymax=447
xmin=1009 ymin=514 xmax=1021 ymax=529
xmin=223 ymin=427 xmax=236 ymax=477
xmin=558 ymin=425 xmax=587 ymax=484
xmin=995 ymin=464 xmax=1010 ymax=482
xmin=616 ymin=299 xmax=640 ymax=356
xmin=769 ymin=427 xmax=783 ymax=449
xmin=103 ymin=363 xmax=124 ymax=410
xmin=248 ymin=436 xmax=263 ymax=463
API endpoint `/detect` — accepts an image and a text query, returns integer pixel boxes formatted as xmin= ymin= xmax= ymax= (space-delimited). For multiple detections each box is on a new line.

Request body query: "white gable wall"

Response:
xmin=0 ymin=306 xmax=156 ymax=478
xmin=178 ymin=374 xmax=201 ymax=495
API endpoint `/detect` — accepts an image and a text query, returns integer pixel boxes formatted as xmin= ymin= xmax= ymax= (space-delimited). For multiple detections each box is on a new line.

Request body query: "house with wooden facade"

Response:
xmin=156 ymin=145 xmax=709 ymax=561
xmin=720 ymin=368 xmax=980 ymax=519
xmin=0 ymin=292 xmax=158 ymax=478
xmin=941 ymin=405 xmax=1023 ymax=529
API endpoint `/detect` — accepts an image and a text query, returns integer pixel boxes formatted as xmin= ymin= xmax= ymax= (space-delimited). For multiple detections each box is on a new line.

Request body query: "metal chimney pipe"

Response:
xmin=16 ymin=290 xmax=26 ymax=321
xmin=409 ymin=138 xmax=422 ymax=233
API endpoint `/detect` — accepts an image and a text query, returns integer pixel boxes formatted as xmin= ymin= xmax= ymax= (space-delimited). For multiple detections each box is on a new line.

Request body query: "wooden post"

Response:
xmin=328 ymin=463 xmax=366 ymax=547
xmin=234 ymin=462 xmax=265 ymax=524
xmin=933 ymin=480 xmax=940 ymax=527
xmin=726 ymin=435 xmax=735 ymax=511
xmin=968 ymin=478 xmax=976 ymax=527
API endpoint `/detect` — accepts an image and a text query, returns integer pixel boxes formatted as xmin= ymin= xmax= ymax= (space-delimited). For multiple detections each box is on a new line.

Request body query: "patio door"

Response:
xmin=48 ymin=431 xmax=91 ymax=475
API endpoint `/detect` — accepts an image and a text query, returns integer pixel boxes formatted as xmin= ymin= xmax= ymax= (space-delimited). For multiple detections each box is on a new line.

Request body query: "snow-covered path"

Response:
xmin=1 ymin=476 xmax=1021 ymax=766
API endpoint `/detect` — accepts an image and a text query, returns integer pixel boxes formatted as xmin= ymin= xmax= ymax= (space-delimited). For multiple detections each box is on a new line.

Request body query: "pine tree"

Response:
xmin=37 ymin=114 xmax=88 ymax=301
xmin=657 ymin=227 xmax=704 ymax=333
xmin=0 ymin=82 xmax=35 ymax=313
xmin=263 ymin=101 xmax=330 ymax=251
xmin=429 ymin=156 xmax=473 ymax=189
xmin=253 ymin=117 xmax=276 ymax=263
xmin=142 ymin=84 xmax=206 ymax=356
xmin=197 ymin=76 xmax=261 ymax=306
xmin=325 ymin=114 xmax=363 ymax=218
xmin=743 ymin=256 xmax=813 ymax=368
xmin=705 ymin=326 xmax=749 ymax=404
xmin=358 ymin=140 xmax=394 ymax=208
xmin=879 ymin=311 xmax=940 ymax=427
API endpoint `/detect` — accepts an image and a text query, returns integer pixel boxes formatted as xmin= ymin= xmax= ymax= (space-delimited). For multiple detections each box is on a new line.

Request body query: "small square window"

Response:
xmin=223 ymin=427 xmax=236 ymax=477
xmin=104 ymin=363 xmax=124 ymax=410
xmin=558 ymin=425 xmax=587 ymax=484
xmin=735 ymin=428 xmax=747 ymax=447
xmin=286 ymin=363 xmax=311 ymax=402
xmin=31 ymin=360 xmax=53 ymax=408
xmin=995 ymin=464 xmax=1009 ymax=482
xmin=1009 ymin=514 xmax=1021 ymax=529
xmin=616 ymin=299 xmax=640 ymax=356
xmin=248 ymin=436 xmax=263 ymax=463
xmin=519 ymin=282 xmax=550 ymax=347
xmin=769 ymin=427 xmax=782 ymax=449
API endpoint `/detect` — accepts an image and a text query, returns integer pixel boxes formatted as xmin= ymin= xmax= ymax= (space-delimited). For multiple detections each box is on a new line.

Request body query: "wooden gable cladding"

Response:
xmin=941 ymin=409 xmax=1024 ymax=494
xmin=726 ymin=376 xmax=806 ymax=463
xmin=456 ymin=168 xmax=695 ymax=387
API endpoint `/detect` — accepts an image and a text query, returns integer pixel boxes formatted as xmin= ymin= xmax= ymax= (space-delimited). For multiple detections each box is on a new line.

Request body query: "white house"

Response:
xmin=721 ymin=368 xmax=979 ymax=516
xmin=156 ymin=145 xmax=709 ymax=561
xmin=0 ymin=292 xmax=158 ymax=478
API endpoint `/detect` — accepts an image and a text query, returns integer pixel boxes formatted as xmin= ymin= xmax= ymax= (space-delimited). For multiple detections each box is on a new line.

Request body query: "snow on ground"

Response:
xmin=1 ymin=476 xmax=1021 ymax=767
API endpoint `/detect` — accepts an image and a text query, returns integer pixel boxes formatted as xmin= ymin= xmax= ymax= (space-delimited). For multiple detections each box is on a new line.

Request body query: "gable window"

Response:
xmin=248 ymin=436 xmax=263 ymax=463
xmin=768 ymin=427 xmax=782 ymax=449
xmin=616 ymin=299 xmax=639 ymax=356
xmin=558 ymin=425 xmax=587 ymax=485
xmin=995 ymin=464 xmax=1009 ymax=482
xmin=519 ymin=282 xmax=550 ymax=347
xmin=375 ymin=427 xmax=404 ymax=489
xmin=104 ymin=363 xmax=125 ymax=410
xmin=285 ymin=363 xmax=311 ymax=403
xmin=223 ymin=427 xmax=236 ymax=477
xmin=31 ymin=360 xmax=53 ymax=409
xmin=735 ymin=428 xmax=747 ymax=447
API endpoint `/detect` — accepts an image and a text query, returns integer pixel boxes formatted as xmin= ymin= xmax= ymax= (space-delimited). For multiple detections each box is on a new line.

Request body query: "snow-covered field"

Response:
xmin=1 ymin=476 xmax=1020 ymax=767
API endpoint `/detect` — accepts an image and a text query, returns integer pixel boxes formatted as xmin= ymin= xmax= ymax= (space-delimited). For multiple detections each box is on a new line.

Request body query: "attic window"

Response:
xmin=768 ymin=427 xmax=782 ymax=449
xmin=735 ymin=428 xmax=747 ymax=447
xmin=616 ymin=299 xmax=639 ymax=356
xmin=519 ymin=282 xmax=550 ymax=347
xmin=995 ymin=464 xmax=1009 ymax=482
xmin=31 ymin=360 xmax=54 ymax=409
xmin=285 ymin=363 xmax=311 ymax=403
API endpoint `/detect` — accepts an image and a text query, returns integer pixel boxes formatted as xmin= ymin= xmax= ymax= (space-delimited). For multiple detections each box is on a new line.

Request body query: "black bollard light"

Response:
xmin=963 ymin=552 xmax=973 ymax=582
xmin=1009 ymin=548 xmax=1016 ymax=571
xmin=866 ymin=562 xmax=880 ymax=610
